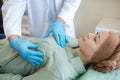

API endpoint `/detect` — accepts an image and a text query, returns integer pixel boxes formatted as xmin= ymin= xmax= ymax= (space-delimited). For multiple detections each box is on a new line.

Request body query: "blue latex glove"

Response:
xmin=44 ymin=20 xmax=69 ymax=48
xmin=9 ymin=38 xmax=44 ymax=66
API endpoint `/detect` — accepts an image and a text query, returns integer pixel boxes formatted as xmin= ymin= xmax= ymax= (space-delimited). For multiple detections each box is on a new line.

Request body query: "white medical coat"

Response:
xmin=2 ymin=0 xmax=81 ymax=38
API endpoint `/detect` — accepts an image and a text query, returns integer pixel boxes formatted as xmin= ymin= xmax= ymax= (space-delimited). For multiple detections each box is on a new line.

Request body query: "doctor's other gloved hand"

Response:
xmin=9 ymin=38 xmax=44 ymax=66
xmin=44 ymin=20 xmax=69 ymax=48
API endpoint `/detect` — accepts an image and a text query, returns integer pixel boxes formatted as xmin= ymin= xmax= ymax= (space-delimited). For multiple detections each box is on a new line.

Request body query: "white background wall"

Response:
xmin=75 ymin=0 xmax=120 ymax=38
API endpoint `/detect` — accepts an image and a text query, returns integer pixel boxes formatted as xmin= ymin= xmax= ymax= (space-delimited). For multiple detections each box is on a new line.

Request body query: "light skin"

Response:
xmin=73 ymin=32 xmax=110 ymax=66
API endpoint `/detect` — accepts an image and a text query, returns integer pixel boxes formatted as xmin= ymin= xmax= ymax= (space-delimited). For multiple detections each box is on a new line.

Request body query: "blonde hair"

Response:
xmin=94 ymin=36 xmax=120 ymax=72
xmin=91 ymin=31 xmax=120 ymax=63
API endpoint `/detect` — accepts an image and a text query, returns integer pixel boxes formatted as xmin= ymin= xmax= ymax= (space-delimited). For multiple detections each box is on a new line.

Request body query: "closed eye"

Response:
xmin=94 ymin=37 xmax=96 ymax=42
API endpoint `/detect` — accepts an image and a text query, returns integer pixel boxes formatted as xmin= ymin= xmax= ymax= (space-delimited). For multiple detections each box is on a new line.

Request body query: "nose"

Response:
xmin=87 ymin=33 xmax=96 ymax=39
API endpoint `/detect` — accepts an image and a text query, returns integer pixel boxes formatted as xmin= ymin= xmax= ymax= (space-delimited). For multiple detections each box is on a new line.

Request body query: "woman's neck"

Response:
xmin=73 ymin=47 xmax=89 ymax=66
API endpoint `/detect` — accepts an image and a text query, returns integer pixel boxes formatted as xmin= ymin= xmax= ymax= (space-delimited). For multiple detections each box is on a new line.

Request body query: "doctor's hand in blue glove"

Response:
xmin=44 ymin=17 xmax=69 ymax=48
xmin=9 ymin=36 xmax=44 ymax=66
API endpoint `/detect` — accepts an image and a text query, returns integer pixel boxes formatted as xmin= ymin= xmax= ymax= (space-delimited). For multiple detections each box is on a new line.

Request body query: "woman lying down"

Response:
xmin=0 ymin=31 xmax=120 ymax=80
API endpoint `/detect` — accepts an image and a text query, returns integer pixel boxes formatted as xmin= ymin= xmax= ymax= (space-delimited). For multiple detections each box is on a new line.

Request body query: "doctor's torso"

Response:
xmin=2 ymin=0 xmax=78 ymax=38
xmin=26 ymin=0 xmax=64 ymax=38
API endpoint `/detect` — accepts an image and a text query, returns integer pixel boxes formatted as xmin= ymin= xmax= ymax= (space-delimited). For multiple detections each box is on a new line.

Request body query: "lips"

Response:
xmin=82 ymin=36 xmax=86 ymax=41
xmin=83 ymin=36 xmax=85 ymax=41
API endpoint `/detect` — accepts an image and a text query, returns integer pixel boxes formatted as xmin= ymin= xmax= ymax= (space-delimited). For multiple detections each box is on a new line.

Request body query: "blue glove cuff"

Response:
xmin=9 ymin=38 xmax=19 ymax=46
xmin=53 ymin=20 xmax=64 ymax=27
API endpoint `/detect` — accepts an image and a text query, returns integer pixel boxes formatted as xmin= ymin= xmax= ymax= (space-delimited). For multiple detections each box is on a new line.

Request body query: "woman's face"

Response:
xmin=79 ymin=32 xmax=109 ymax=54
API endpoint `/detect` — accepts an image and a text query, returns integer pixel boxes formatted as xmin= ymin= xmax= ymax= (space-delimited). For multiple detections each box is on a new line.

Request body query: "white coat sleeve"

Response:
xmin=1 ymin=0 xmax=26 ymax=38
xmin=58 ymin=0 xmax=81 ymax=27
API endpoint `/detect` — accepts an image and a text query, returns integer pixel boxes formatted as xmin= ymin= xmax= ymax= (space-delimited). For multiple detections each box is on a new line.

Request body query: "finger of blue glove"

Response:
xmin=28 ymin=49 xmax=44 ymax=57
xmin=54 ymin=34 xmax=69 ymax=48
xmin=33 ymin=61 xmax=41 ymax=66
xmin=57 ymin=34 xmax=69 ymax=48
xmin=54 ymin=34 xmax=60 ymax=46
xmin=65 ymin=36 xmax=69 ymax=43
xmin=43 ymin=28 xmax=51 ymax=38
xmin=29 ymin=56 xmax=44 ymax=65
xmin=30 ymin=56 xmax=44 ymax=63
xmin=28 ymin=59 xmax=41 ymax=66
xmin=28 ymin=42 xmax=39 ymax=49
xmin=59 ymin=34 xmax=65 ymax=48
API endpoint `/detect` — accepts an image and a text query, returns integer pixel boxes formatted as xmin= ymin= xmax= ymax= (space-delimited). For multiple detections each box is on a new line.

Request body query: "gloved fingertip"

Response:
xmin=65 ymin=37 xmax=69 ymax=43
xmin=31 ymin=51 xmax=44 ymax=57
xmin=35 ymin=62 xmax=41 ymax=66
xmin=61 ymin=46 xmax=65 ymax=48
xmin=41 ymin=59 xmax=44 ymax=63
xmin=44 ymin=30 xmax=51 ymax=38
xmin=31 ymin=63 xmax=36 ymax=67
xmin=55 ymin=35 xmax=60 ymax=46
xmin=43 ymin=34 xmax=48 ymax=38
xmin=38 ymin=58 xmax=44 ymax=64
xmin=62 ymin=45 xmax=65 ymax=48
xmin=61 ymin=44 xmax=64 ymax=48
xmin=60 ymin=43 xmax=65 ymax=48
xmin=57 ymin=41 xmax=60 ymax=46
xmin=40 ymin=52 xmax=44 ymax=56
xmin=61 ymin=39 xmax=66 ymax=48
xmin=32 ymin=44 xmax=39 ymax=48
